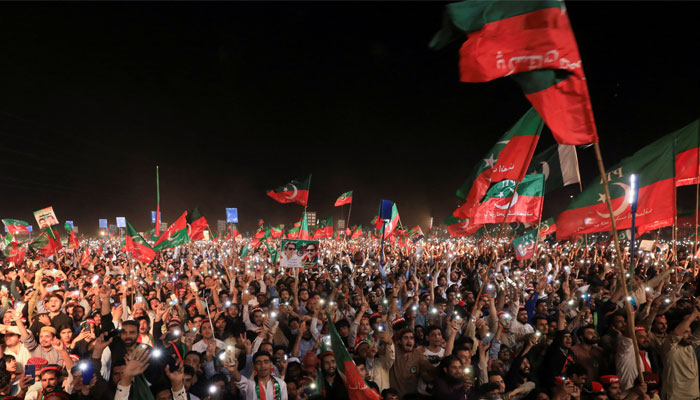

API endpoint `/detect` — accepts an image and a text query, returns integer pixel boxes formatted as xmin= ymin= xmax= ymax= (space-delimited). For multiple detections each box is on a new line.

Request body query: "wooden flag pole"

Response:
xmin=346 ymin=201 xmax=353 ymax=234
xmin=593 ymin=142 xmax=645 ymax=383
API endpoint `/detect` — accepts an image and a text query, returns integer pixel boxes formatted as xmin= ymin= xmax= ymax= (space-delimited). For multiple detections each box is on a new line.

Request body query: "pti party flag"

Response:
xmin=472 ymin=174 xmax=545 ymax=225
xmin=314 ymin=217 xmax=333 ymax=239
xmin=258 ymin=219 xmax=264 ymax=227
xmin=431 ymin=0 xmax=598 ymax=145
xmin=379 ymin=204 xmax=400 ymax=238
xmin=187 ymin=208 xmax=208 ymax=241
xmin=527 ymin=144 xmax=581 ymax=193
xmin=265 ymin=242 xmax=280 ymax=264
xmin=453 ymin=108 xmax=544 ymax=219
xmin=351 ymin=225 xmax=363 ymax=239
xmin=326 ymin=311 xmax=381 ymax=400
xmin=267 ymin=225 xmax=283 ymax=239
xmin=80 ymin=245 xmax=91 ymax=266
xmin=445 ymin=215 xmax=479 ymax=238
xmin=669 ymin=119 xmax=700 ymax=186
xmin=153 ymin=211 xmax=190 ymax=251
xmin=266 ymin=175 xmax=311 ymax=207
xmin=124 ymin=221 xmax=156 ymax=264
xmin=231 ymin=225 xmax=242 ymax=240
xmin=2 ymin=219 xmax=30 ymax=235
xmin=299 ymin=212 xmax=310 ymax=240
xmin=334 ymin=191 xmax=353 ymax=207
xmin=539 ymin=217 xmax=557 ymax=236
xmin=30 ymin=227 xmax=62 ymax=257
xmin=556 ymin=136 xmax=675 ymax=240
xmin=408 ymin=225 xmax=425 ymax=243
xmin=68 ymin=231 xmax=79 ymax=249
xmin=513 ymin=229 xmax=538 ymax=260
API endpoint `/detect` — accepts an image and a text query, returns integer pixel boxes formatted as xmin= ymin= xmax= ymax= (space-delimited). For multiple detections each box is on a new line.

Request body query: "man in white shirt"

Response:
xmin=229 ymin=350 xmax=288 ymax=400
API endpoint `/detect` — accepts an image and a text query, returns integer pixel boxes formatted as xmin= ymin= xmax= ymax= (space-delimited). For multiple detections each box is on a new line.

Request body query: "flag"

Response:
xmin=371 ymin=214 xmax=381 ymax=230
xmin=2 ymin=219 xmax=30 ymax=235
xmin=267 ymin=225 xmax=283 ymax=239
xmin=472 ymin=174 xmax=545 ymax=225
xmin=445 ymin=216 xmax=478 ymax=238
xmin=299 ymin=212 xmax=310 ymax=240
xmin=408 ymin=225 xmax=424 ymax=243
xmin=3 ymin=234 xmax=25 ymax=266
xmin=207 ymin=227 xmax=218 ymax=242
xmin=30 ymin=227 xmax=62 ymax=257
xmin=258 ymin=219 xmax=264 ymax=227
xmin=326 ymin=311 xmax=381 ymax=400
xmin=379 ymin=204 xmax=400 ymax=238
xmin=153 ymin=212 xmax=190 ymax=251
xmin=68 ymin=231 xmax=79 ymax=249
xmin=64 ymin=222 xmax=73 ymax=232
xmin=556 ymin=136 xmax=675 ymax=240
xmin=124 ymin=221 xmax=156 ymax=264
xmin=313 ymin=217 xmax=334 ymax=239
xmin=431 ymin=0 xmax=598 ymax=145
xmin=669 ymin=119 xmax=700 ymax=186
xmin=80 ymin=245 xmax=90 ymax=266
xmin=453 ymin=108 xmax=544 ymax=219
xmin=539 ymin=217 xmax=557 ymax=236
xmin=513 ymin=229 xmax=538 ymax=260
xmin=334 ymin=191 xmax=353 ymax=206
xmin=351 ymin=225 xmax=363 ymax=239
xmin=527 ymin=144 xmax=581 ymax=193
xmin=254 ymin=226 xmax=266 ymax=240
xmin=266 ymin=175 xmax=311 ymax=207
xmin=265 ymin=242 xmax=280 ymax=264
xmin=187 ymin=208 xmax=208 ymax=241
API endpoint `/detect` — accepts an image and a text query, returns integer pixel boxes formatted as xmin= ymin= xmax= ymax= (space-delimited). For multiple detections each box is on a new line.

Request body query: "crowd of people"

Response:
xmin=0 ymin=232 xmax=698 ymax=400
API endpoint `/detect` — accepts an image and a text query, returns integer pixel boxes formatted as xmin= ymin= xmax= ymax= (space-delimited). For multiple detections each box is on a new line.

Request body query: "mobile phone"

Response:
xmin=377 ymin=324 xmax=386 ymax=332
xmin=81 ymin=362 xmax=94 ymax=385
xmin=25 ymin=364 xmax=36 ymax=384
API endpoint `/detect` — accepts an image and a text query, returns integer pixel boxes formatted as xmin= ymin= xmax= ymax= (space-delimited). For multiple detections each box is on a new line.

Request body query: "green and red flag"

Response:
xmin=153 ymin=211 xmax=190 ymax=251
xmin=408 ymin=225 xmax=424 ymax=243
xmin=371 ymin=214 xmax=382 ymax=230
xmin=186 ymin=208 xmax=208 ymax=241
xmin=3 ymin=234 xmax=25 ymax=266
xmin=2 ymin=219 xmax=30 ymax=235
xmin=453 ymin=108 xmax=544 ymax=220
xmin=472 ymin=174 xmax=545 ymax=225
xmin=557 ymin=136 xmax=675 ymax=240
xmin=379 ymin=204 xmax=400 ymax=238
xmin=266 ymin=175 xmax=311 ymax=207
xmin=124 ymin=220 xmax=156 ymax=263
xmin=265 ymin=242 xmax=280 ymax=264
xmin=299 ymin=212 xmax=310 ymax=240
xmin=351 ymin=225 xmax=363 ymax=239
xmin=513 ymin=229 xmax=538 ymax=260
xmin=30 ymin=227 xmax=62 ymax=257
xmin=334 ymin=191 xmax=353 ymax=207
xmin=254 ymin=226 xmax=266 ymax=240
xmin=527 ymin=144 xmax=581 ymax=193
xmin=538 ymin=217 xmax=557 ymax=236
xmin=668 ymin=119 xmax=700 ymax=186
xmin=267 ymin=225 xmax=283 ymax=239
xmin=80 ymin=245 xmax=91 ymax=266
xmin=326 ymin=311 xmax=381 ymax=400
xmin=68 ymin=231 xmax=79 ymax=249
xmin=258 ymin=219 xmax=265 ymax=227
xmin=313 ymin=217 xmax=334 ymax=239
xmin=431 ymin=0 xmax=598 ymax=145
xmin=445 ymin=215 xmax=478 ymax=238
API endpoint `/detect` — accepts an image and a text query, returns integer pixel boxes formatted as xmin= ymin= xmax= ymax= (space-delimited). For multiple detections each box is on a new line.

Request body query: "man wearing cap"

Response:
xmin=24 ymin=364 xmax=63 ymax=400
xmin=14 ymin=312 xmax=72 ymax=371
xmin=3 ymin=326 xmax=30 ymax=373
xmin=228 ymin=350 xmax=288 ymax=400
xmin=581 ymin=381 xmax=607 ymax=400
xmin=599 ymin=375 xmax=622 ymax=400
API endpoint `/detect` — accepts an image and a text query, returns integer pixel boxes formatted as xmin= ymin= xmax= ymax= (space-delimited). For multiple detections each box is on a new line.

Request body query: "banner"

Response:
xmin=151 ymin=211 xmax=157 ymax=224
xmin=33 ymin=207 xmax=59 ymax=229
xmin=116 ymin=217 xmax=126 ymax=228
xmin=99 ymin=219 xmax=108 ymax=229
xmin=280 ymin=239 xmax=319 ymax=269
xmin=226 ymin=208 xmax=238 ymax=223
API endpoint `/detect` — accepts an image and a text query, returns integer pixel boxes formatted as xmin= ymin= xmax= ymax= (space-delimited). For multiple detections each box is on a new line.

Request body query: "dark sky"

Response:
xmin=1 ymin=2 xmax=699 ymax=234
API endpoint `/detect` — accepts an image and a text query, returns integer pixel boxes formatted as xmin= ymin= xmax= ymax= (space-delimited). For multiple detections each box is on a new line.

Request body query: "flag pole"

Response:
xmin=156 ymin=166 xmax=161 ymax=236
xmin=346 ymin=201 xmax=353 ymax=234
xmin=592 ymin=142 xmax=645 ymax=383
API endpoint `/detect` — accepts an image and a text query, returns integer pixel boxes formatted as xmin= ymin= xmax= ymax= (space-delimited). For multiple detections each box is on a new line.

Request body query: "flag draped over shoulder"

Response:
xmin=453 ymin=108 xmax=544 ymax=220
xmin=266 ymin=175 xmax=311 ymax=207
xmin=431 ymin=0 xmax=598 ymax=145
xmin=472 ymin=174 xmax=545 ymax=225
xmin=556 ymin=134 xmax=675 ymax=240
xmin=124 ymin=221 xmax=156 ymax=264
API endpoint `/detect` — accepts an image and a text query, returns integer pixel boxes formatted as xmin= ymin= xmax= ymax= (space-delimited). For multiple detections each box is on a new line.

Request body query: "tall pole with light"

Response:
xmin=628 ymin=174 xmax=639 ymax=290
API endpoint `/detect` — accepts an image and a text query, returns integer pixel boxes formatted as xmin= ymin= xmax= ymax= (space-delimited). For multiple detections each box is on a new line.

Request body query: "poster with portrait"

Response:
xmin=33 ymin=206 xmax=59 ymax=229
xmin=280 ymin=239 xmax=319 ymax=269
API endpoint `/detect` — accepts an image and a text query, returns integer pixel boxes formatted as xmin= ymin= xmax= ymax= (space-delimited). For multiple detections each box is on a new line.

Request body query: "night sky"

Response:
xmin=1 ymin=2 xmax=699 ymax=234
